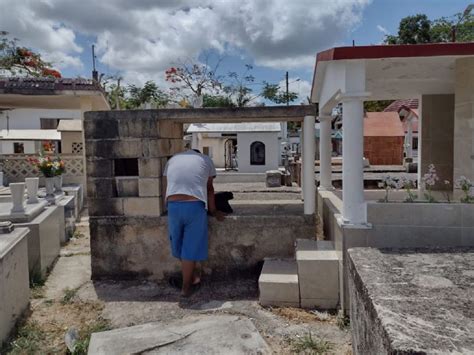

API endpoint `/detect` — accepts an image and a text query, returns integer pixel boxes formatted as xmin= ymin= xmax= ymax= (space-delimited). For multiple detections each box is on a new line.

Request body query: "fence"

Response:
xmin=0 ymin=154 xmax=85 ymax=186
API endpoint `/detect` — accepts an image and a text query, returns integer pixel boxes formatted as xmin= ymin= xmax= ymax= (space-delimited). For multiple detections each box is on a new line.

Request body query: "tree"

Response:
xmin=202 ymin=94 xmax=235 ymax=108
xmin=385 ymin=11 xmax=474 ymax=44
xmin=127 ymin=81 xmax=170 ymax=109
xmin=364 ymin=100 xmax=394 ymax=112
xmin=165 ymin=56 xmax=222 ymax=101
xmin=385 ymin=14 xmax=431 ymax=44
xmin=0 ymin=31 xmax=61 ymax=77
xmin=261 ymin=82 xmax=298 ymax=105
xmin=223 ymin=64 xmax=260 ymax=107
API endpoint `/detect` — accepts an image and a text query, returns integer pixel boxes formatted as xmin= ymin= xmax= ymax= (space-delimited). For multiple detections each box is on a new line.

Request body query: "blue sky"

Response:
xmin=3 ymin=0 xmax=472 ymax=103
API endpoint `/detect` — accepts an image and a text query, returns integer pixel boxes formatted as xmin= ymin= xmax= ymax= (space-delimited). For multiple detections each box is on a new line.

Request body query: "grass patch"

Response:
xmin=291 ymin=332 xmax=333 ymax=354
xmin=71 ymin=318 xmax=111 ymax=355
xmin=1 ymin=321 xmax=45 ymax=355
xmin=336 ymin=311 xmax=350 ymax=331
xmin=61 ymin=287 xmax=79 ymax=305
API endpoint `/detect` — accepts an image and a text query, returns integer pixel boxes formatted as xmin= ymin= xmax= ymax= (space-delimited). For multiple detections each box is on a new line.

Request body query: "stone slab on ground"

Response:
xmin=44 ymin=254 xmax=91 ymax=300
xmin=348 ymin=247 xmax=474 ymax=355
xmin=88 ymin=315 xmax=271 ymax=355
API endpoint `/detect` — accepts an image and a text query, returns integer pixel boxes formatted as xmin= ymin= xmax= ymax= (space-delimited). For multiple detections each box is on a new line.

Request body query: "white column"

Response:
xmin=342 ymin=98 xmax=366 ymax=224
xmin=406 ymin=117 xmax=413 ymax=160
xmin=319 ymin=115 xmax=333 ymax=190
xmin=303 ymin=115 xmax=316 ymax=215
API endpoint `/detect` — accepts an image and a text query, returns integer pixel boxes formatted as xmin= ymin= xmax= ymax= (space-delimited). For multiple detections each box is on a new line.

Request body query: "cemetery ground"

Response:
xmin=1 ymin=212 xmax=351 ymax=354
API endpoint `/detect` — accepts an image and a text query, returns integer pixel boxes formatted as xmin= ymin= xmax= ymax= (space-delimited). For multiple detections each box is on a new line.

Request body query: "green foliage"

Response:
xmin=290 ymin=332 xmax=333 ymax=354
xmin=104 ymin=80 xmax=170 ymax=110
xmin=385 ymin=11 xmax=474 ymax=44
xmin=61 ymin=287 xmax=79 ymax=305
xmin=261 ymin=81 xmax=298 ymax=105
xmin=127 ymin=80 xmax=170 ymax=109
xmin=202 ymin=94 xmax=235 ymax=108
xmin=1 ymin=321 xmax=45 ymax=355
xmin=364 ymin=100 xmax=394 ymax=112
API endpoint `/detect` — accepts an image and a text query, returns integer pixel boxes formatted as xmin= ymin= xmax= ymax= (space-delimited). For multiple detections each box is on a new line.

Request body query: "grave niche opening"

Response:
xmin=114 ymin=158 xmax=139 ymax=197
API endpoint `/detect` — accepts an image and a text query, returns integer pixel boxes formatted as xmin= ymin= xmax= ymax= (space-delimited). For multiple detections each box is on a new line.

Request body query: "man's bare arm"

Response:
xmin=207 ymin=177 xmax=225 ymax=221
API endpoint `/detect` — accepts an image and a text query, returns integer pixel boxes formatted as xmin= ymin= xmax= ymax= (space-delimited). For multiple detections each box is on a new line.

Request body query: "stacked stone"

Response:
xmin=84 ymin=111 xmax=184 ymax=280
xmin=85 ymin=111 xmax=184 ymax=218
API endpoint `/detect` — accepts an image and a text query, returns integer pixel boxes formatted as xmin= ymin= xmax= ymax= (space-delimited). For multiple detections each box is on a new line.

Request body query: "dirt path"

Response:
xmin=2 ymin=216 xmax=351 ymax=354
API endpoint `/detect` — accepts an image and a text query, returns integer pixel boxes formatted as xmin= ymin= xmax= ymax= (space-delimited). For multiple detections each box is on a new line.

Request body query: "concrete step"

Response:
xmin=230 ymin=200 xmax=304 ymax=216
xmin=258 ymin=258 xmax=299 ymax=307
xmin=296 ymin=239 xmax=340 ymax=310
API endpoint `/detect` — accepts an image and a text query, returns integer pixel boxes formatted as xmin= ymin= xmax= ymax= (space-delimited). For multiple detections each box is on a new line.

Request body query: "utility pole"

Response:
xmin=285 ymin=71 xmax=289 ymax=106
xmin=92 ymin=45 xmax=98 ymax=81
xmin=115 ymin=77 xmax=121 ymax=110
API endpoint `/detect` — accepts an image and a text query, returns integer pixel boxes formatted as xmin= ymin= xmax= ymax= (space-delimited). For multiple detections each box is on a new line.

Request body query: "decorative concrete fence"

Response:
xmin=0 ymin=154 xmax=84 ymax=185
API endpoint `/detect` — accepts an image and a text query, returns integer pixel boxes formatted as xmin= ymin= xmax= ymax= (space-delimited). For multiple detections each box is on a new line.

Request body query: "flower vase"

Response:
xmin=25 ymin=177 xmax=39 ymax=204
xmin=45 ymin=177 xmax=55 ymax=196
xmin=54 ymin=175 xmax=63 ymax=193
xmin=10 ymin=182 xmax=26 ymax=213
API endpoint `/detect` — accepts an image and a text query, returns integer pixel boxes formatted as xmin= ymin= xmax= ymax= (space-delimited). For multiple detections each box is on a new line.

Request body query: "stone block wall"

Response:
xmin=84 ymin=111 xmax=184 ymax=280
xmin=84 ymin=111 xmax=184 ymax=219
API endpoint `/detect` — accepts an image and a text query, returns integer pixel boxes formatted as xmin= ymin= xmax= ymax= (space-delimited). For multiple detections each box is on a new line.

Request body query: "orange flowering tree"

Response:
xmin=0 ymin=31 xmax=61 ymax=78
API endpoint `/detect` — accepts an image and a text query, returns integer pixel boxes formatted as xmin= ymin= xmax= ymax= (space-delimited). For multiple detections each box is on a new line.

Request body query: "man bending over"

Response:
xmin=163 ymin=149 xmax=225 ymax=297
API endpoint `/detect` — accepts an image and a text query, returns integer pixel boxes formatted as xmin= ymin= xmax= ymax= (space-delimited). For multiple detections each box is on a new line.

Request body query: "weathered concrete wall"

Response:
xmin=90 ymin=214 xmax=315 ymax=281
xmin=0 ymin=228 xmax=30 ymax=344
xmin=454 ymin=57 xmax=474 ymax=184
xmin=421 ymin=94 xmax=455 ymax=190
xmin=348 ymin=247 xmax=474 ymax=355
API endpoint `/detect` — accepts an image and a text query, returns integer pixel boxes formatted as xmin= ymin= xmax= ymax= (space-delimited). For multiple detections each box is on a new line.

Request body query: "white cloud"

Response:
xmin=0 ymin=0 xmax=83 ymax=72
xmin=377 ymin=25 xmax=389 ymax=35
xmin=3 ymin=0 xmax=372 ymax=83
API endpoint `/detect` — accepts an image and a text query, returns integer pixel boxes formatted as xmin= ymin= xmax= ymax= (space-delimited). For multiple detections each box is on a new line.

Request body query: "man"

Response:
xmin=163 ymin=149 xmax=225 ymax=297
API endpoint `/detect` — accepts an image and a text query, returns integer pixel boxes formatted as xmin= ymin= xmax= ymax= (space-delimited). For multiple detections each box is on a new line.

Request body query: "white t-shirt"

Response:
xmin=163 ymin=150 xmax=217 ymax=207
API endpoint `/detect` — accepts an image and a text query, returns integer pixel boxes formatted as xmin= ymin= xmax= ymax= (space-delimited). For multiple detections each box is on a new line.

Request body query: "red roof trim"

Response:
xmin=312 ymin=42 xmax=474 ymax=103
xmin=316 ymin=42 xmax=474 ymax=63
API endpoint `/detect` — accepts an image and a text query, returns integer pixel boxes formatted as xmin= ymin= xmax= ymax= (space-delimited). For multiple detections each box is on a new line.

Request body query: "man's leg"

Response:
xmin=181 ymin=260 xmax=195 ymax=296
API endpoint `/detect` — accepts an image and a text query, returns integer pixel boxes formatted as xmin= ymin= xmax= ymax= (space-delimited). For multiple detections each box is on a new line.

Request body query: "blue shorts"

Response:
xmin=167 ymin=201 xmax=208 ymax=261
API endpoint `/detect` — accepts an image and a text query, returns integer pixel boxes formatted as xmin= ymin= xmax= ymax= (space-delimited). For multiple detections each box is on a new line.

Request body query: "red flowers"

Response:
xmin=165 ymin=67 xmax=182 ymax=83
xmin=42 ymin=68 xmax=61 ymax=78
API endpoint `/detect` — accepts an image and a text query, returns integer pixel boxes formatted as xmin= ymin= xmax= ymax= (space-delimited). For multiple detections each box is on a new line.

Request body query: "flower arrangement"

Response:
xmin=397 ymin=176 xmax=418 ymax=202
xmin=28 ymin=154 xmax=65 ymax=177
xmin=378 ymin=175 xmax=397 ymax=202
xmin=421 ymin=164 xmax=439 ymax=202
xmin=455 ymin=176 xmax=473 ymax=203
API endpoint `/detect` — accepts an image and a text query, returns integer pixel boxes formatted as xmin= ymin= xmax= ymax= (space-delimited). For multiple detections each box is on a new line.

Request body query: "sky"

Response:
xmin=1 ymin=0 xmax=472 ymax=103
